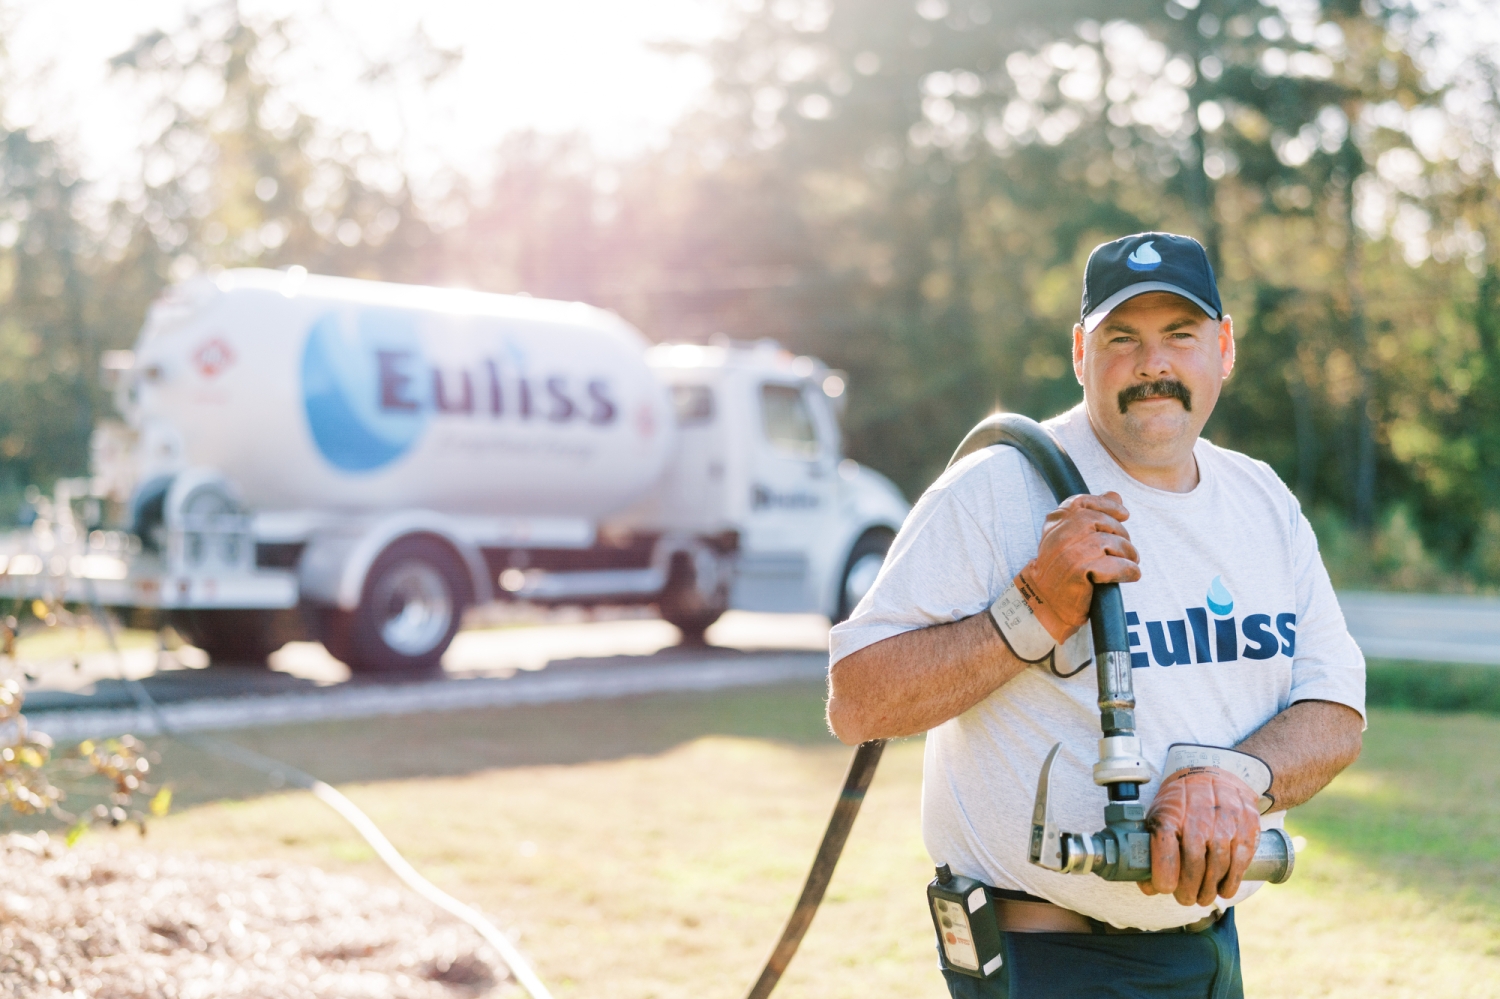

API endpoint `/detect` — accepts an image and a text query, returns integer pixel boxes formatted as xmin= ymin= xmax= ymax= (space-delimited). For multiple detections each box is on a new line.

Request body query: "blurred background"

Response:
xmin=1 ymin=0 xmax=1498 ymax=593
xmin=1 ymin=4 xmax=1499 ymax=997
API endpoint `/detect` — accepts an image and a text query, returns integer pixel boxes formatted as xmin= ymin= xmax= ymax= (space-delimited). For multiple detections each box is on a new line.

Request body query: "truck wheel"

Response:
xmin=174 ymin=609 xmax=278 ymax=666
xmin=323 ymin=537 xmax=469 ymax=675
xmin=659 ymin=549 xmax=727 ymax=646
xmin=836 ymin=529 xmax=894 ymax=623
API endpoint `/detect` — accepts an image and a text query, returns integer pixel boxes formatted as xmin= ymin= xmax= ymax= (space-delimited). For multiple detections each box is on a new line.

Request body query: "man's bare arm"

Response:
xmin=826 ymin=613 xmax=1029 ymax=745
xmin=1236 ymin=699 xmax=1363 ymax=809
xmin=828 ymin=491 xmax=1141 ymax=746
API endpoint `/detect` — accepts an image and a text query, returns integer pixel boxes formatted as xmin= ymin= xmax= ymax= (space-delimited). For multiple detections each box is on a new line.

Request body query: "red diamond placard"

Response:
xmin=193 ymin=337 xmax=236 ymax=378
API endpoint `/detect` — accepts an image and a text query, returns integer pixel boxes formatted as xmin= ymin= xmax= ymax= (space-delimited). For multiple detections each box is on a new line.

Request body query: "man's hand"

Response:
xmin=1017 ymin=492 xmax=1141 ymax=641
xmin=1138 ymin=767 xmax=1261 ymax=906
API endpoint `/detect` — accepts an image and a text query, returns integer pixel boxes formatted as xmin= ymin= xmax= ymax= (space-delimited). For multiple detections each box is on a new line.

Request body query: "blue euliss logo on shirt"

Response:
xmin=1124 ymin=576 xmax=1297 ymax=668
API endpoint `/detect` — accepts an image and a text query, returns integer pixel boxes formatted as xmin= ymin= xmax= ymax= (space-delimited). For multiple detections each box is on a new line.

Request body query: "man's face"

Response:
xmin=1072 ymin=291 xmax=1234 ymax=464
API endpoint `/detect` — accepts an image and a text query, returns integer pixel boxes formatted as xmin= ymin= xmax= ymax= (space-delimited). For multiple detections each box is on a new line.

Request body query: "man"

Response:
xmin=827 ymin=232 xmax=1365 ymax=998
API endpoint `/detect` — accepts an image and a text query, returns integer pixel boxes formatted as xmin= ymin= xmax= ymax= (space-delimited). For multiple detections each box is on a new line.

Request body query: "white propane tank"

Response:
xmin=127 ymin=269 xmax=676 ymax=518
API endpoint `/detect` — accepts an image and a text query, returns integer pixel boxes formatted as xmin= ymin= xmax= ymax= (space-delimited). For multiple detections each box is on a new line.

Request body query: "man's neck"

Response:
xmin=1086 ymin=413 xmax=1201 ymax=493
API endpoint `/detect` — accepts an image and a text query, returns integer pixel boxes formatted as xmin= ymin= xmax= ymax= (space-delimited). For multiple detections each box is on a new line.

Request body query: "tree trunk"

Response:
xmin=1342 ymin=160 xmax=1376 ymax=530
xmin=1184 ymin=25 xmax=1222 ymax=276
xmin=1286 ymin=359 xmax=1319 ymax=504
xmin=1188 ymin=118 xmax=1223 ymax=276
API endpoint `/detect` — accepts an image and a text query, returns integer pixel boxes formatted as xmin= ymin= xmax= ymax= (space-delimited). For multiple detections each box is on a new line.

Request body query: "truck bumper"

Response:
xmin=502 ymin=566 xmax=668 ymax=603
xmin=0 ymin=564 xmax=300 ymax=610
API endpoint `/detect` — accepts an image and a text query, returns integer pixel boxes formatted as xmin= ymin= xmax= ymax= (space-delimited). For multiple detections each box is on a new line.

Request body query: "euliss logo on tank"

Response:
xmin=300 ymin=308 xmax=645 ymax=473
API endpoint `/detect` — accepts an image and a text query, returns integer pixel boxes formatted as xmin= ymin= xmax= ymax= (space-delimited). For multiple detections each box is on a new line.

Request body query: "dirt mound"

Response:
xmin=0 ymin=832 xmax=505 ymax=998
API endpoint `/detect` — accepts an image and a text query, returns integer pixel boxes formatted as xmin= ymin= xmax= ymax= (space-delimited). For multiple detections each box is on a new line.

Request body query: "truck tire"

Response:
xmin=658 ymin=549 xmax=728 ymax=646
xmin=322 ymin=537 xmax=469 ymax=675
xmin=174 ymin=609 xmax=279 ymax=666
xmin=836 ymin=529 xmax=894 ymax=623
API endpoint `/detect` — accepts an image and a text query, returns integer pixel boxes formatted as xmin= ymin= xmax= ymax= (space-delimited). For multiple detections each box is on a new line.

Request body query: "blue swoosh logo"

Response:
xmin=1206 ymin=574 xmax=1235 ymax=616
xmin=1126 ymin=240 xmax=1163 ymax=271
xmin=301 ymin=310 xmax=426 ymax=472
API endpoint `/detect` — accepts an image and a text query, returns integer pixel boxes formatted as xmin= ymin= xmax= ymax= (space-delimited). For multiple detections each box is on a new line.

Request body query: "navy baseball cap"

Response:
xmin=1079 ymin=232 xmax=1222 ymax=332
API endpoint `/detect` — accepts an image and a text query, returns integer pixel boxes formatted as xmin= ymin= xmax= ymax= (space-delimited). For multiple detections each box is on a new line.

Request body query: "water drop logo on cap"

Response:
xmin=301 ymin=308 xmax=428 ymax=472
xmin=1206 ymin=575 xmax=1234 ymax=616
xmin=1125 ymin=240 xmax=1162 ymax=272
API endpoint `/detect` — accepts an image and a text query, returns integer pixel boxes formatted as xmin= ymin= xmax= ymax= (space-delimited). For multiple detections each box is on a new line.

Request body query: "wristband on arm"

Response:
xmin=989 ymin=577 xmax=1093 ymax=677
xmin=989 ymin=580 xmax=1055 ymax=661
xmin=1163 ymin=743 xmax=1276 ymax=814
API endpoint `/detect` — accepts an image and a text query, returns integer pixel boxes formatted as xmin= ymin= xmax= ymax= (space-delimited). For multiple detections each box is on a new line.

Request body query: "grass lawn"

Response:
xmin=14 ymin=624 xmax=159 ymax=660
xmin=50 ymin=686 xmax=1500 ymax=998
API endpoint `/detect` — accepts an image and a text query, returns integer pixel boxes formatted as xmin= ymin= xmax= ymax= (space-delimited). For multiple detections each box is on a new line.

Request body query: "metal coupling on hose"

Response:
xmin=1092 ymin=735 xmax=1151 ymax=786
xmin=1059 ymin=832 xmax=1103 ymax=875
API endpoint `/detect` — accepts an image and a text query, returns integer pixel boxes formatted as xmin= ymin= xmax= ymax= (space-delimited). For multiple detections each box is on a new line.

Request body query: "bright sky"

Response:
xmin=5 ymin=0 xmax=1496 ymax=205
xmin=3 ymin=0 xmax=725 ymax=196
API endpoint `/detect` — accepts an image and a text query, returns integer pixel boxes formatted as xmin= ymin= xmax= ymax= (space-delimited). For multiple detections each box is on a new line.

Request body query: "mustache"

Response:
xmin=1117 ymin=379 xmax=1192 ymax=414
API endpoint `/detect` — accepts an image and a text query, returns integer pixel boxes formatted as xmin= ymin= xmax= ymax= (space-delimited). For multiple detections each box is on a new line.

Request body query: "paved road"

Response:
xmin=1336 ymin=591 xmax=1500 ymax=665
xmin=16 ymin=593 xmax=1498 ymax=741
xmin=19 ymin=612 xmax=834 ymax=741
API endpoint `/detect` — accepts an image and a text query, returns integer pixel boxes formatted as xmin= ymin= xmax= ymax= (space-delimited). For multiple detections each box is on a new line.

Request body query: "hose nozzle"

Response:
xmin=1030 ymin=741 xmax=1296 ymax=884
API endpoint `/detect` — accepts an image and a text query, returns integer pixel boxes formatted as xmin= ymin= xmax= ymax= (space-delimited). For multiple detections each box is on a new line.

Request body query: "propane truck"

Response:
xmin=0 ymin=268 xmax=908 ymax=673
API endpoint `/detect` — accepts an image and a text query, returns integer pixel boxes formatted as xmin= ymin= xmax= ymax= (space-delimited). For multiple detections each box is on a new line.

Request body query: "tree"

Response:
xmin=106 ymin=1 xmax=435 ymax=286
xmin=0 ymin=86 xmax=105 ymax=511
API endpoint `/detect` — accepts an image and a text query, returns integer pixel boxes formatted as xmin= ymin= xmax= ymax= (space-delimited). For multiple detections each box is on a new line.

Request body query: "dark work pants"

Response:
xmin=940 ymin=908 xmax=1243 ymax=999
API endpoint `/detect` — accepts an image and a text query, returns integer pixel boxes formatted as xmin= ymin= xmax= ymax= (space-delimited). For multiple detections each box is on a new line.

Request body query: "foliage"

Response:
xmin=1365 ymin=659 xmax=1500 ymax=714
xmin=0 ymin=601 xmax=167 ymax=837
xmin=105 ymin=4 xmax=437 ymax=283
xmin=0 ymin=110 xmax=105 ymax=518
xmin=0 ymin=679 xmax=166 ymax=838
xmin=0 ymin=2 xmax=442 ymax=521
xmin=1312 ymin=502 xmax=1460 ymax=591
xmin=0 ymin=1 xmax=1497 ymax=588
xmin=652 ymin=0 xmax=1500 ymax=582
xmin=651 ymin=0 xmax=1479 ymax=527
xmin=0 ymin=678 xmax=56 ymax=815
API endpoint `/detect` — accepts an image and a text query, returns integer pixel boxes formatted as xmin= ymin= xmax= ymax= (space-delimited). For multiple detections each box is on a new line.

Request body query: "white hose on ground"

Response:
xmin=192 ymin=736 xmax=556 ymax=999
xmin=307 ymin=779 xmax=556 ymax=999
xmin=82 ymin=591 xmax=555 ymax=999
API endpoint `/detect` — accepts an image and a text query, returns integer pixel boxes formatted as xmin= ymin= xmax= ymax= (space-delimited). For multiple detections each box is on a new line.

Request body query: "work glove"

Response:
xmin=1016 ymin=492 xmax=1141 ymax=641
xmin=1138 ymin=766 xmax=1261 ymax=907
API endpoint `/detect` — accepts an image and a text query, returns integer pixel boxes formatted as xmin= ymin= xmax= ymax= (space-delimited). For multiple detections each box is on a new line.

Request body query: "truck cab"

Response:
xmin=641 ymin=341 xmax=904 ymax=623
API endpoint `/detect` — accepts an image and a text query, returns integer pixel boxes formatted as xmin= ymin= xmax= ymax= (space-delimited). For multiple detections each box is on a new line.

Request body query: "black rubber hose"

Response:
xmin=745 ymin=413 xmax=1137 ymax=999
xmin=951 ymin=414 xmax=1140 ymax=800
xmin=948 ymin=414 xmax=1129 ymax=658
xmin=742 ymin=739 xmax=885 ymax=999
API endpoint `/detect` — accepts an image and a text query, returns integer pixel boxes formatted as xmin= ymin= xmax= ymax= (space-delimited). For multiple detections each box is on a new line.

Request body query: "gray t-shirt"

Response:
xmin=829 ymin=404 xmax=1365 ymax=930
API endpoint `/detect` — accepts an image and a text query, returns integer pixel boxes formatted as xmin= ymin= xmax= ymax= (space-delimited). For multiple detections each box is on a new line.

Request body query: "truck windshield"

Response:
xmin=761 ymin=383 xmax=818 ymax=457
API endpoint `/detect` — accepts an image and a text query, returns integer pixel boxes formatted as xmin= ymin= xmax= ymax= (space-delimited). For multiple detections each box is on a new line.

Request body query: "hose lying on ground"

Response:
xmin=742 ymin=738 xmax=885 ymax=999
xmin=83 ymin=593 xmax=556 ymax=999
